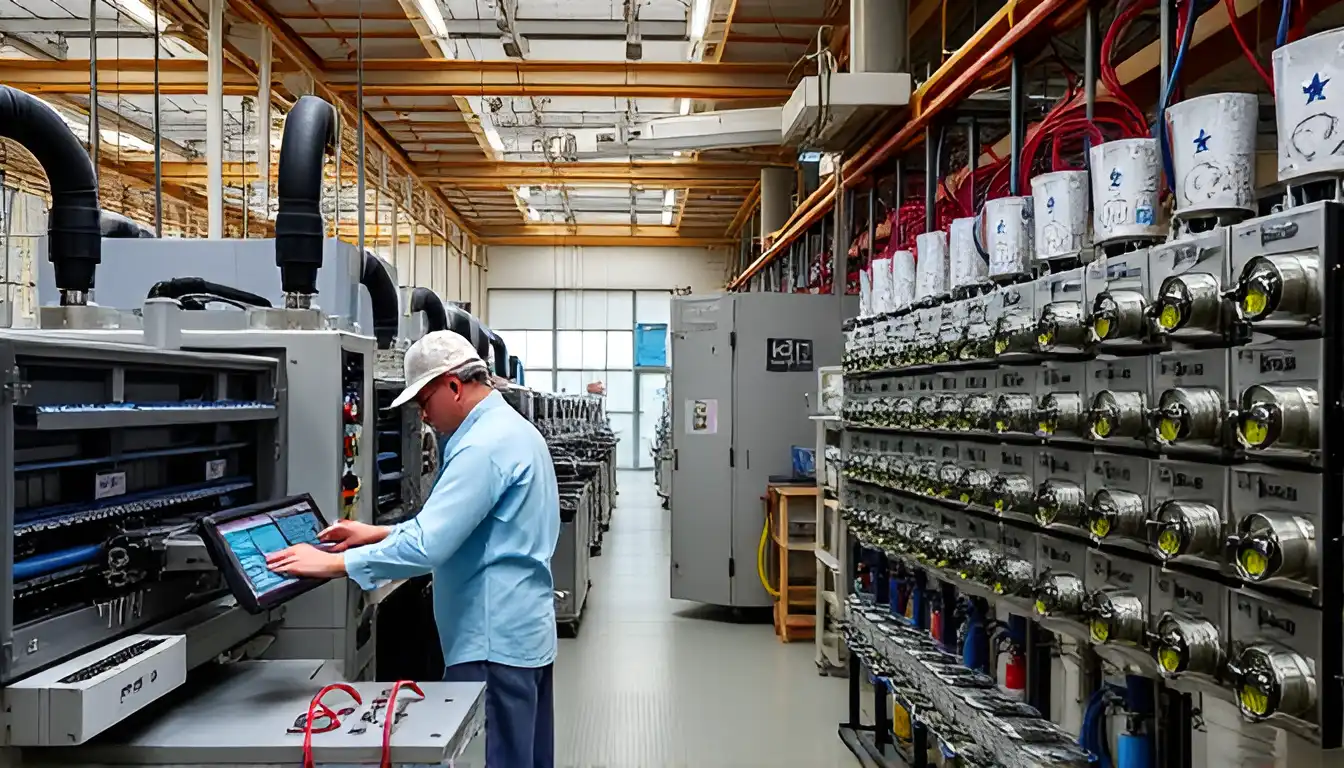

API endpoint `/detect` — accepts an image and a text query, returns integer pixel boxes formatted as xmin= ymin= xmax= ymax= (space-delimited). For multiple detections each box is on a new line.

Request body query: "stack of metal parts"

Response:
xmin=845 ymin=597 xmax=1091 ymax=767
xmin=504 ymin=389 xmax=617 ymax=631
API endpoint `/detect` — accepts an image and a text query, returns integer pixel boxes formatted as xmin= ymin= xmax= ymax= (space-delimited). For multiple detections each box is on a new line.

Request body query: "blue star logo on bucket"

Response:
xmin=1193 ymin=129 xmax=1212 ymax=154
xmin=1047 ymin=197 xmax=1056 ymax=212
xmin=996 ymin=220 xmax=1006 ymax=234
xmin=1304 ymin=73 xmax=1329 ymax=104
xmin=1109 ymin=168 xmax=1121 ymax=188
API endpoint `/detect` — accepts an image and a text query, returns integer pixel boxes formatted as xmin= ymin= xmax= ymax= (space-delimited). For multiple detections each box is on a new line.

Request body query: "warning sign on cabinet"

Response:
xmin=766 ymin=338 xmax=814 ymax=372
xmin=685 ymin=399 xmax=718 ymax=435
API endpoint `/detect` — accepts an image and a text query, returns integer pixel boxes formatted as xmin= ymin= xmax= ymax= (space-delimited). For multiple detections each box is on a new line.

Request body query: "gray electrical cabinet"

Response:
xmin=669 ymin=292 xmax=847 ymax=607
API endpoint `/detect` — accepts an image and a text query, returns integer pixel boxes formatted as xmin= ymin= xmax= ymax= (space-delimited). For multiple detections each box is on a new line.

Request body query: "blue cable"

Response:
xmin=1275 ymin=0 xmax=1291 ymax=47
xmin=1156 ymin=0 xmax=1199 ymax=190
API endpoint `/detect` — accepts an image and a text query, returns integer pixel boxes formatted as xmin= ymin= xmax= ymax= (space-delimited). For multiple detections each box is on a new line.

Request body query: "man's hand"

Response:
xmin=317 ymin=519 xmax=389 ymax=552
xmin=266 ymin=544 xmax=346 ymax=578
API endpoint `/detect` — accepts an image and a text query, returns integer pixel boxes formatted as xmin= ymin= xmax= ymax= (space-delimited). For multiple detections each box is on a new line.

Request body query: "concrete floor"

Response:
xmin=553 ymin=471 xmax=856 ymax=768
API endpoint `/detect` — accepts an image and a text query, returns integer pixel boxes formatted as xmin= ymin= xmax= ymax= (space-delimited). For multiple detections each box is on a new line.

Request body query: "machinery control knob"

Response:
xmin=1228 ymin=511 xmax=1316 ymax=584
xmin=1085 ymin=488 xmax=1147 ymax=541
xmin=1036 ymin=392 xmax=1086 ymax=437
xmin=1033 ymin=572 xmax=1087 ymax=618
xmin=1087 ymin=389 xmax=1148 ymax=441
xmin=1150 ymin=500 xmax=1223 ymax=563
xmin=1232 ymin=253 xmax=1320 ymax=323
xmin=1154 ymin=272 xmax=1224 ymax=334
xmin=1227 ymin=642 xmax=1317 ymax=722
xmin=1152 ymin=612 xmax=1224 ymax=678
xmin=1089 ymin=289 xmax=1150 ymax=343
xmin=1086 ymin=590 xmax=1147 ymax=646
xmin=1035 ymin=479 xmax=1088 ymax=527
xmin=993 ymin=393 xmax=1036 ymax=434
xmin=1154 ymin=387 xmax=1225 ymax=446
xmin=1234 ymin=384 xmax=1319 ymax=453
xmin=1036 ymin=301 xmax=1088 ymax=352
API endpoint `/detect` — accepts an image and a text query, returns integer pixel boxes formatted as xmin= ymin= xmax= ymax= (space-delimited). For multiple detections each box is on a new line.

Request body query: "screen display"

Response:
xmin=216 ymin=501 xmax=326 ymax=597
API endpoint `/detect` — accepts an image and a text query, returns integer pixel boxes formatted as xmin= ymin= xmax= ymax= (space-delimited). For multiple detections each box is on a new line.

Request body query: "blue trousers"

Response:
xmin=444 ymin=661 xmax=554 ymax=768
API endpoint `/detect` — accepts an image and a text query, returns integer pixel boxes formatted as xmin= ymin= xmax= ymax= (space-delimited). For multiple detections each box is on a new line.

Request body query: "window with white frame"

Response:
xmin=489 ymin=288 xmax=672 ymax=470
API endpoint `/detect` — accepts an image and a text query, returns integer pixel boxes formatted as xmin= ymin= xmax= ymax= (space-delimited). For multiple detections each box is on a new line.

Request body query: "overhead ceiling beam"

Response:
xmin=323 ymin=59 xmax=795 ymax=100
xmin=0 ymin=30 xmax=66 ymax=59
xmin=0 ymin=58 xmax=253 ymax=94
xmin=227 ymin=0 xmax=479 ymax=249
xmin=0 ymin=18 xmax=146 ymax=34
xmin=477 ymin=223 xmax=734 ymax=246
xmin=419 ymin=160 xmax=774 ymax=185
xmin=436 ymin=18 xmax=687 ymax=39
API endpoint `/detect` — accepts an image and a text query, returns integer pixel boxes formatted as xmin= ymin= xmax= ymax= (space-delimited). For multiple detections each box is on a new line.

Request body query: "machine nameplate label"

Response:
xmin=766 ymin=338 xmax=814 ymax=372
xmin=95 ymin=471 xmax=127 ymax=500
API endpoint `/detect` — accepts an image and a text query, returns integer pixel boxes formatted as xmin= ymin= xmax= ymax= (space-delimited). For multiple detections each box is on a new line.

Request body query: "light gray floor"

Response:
xmin=554 ymin=471 xmax=857 ymax=768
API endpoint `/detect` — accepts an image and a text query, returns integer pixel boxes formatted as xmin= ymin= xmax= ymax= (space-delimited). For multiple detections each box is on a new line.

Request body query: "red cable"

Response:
xmin=380 ymin=680 xmax=426 ymax=768
xmin=302 ymin=683 xmax=363 ymax=768
xmin=1224 ymin=0 xmax=1275 ymax=90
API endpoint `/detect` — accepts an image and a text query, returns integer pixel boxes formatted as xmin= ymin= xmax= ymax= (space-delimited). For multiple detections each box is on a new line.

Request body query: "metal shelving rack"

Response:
xmin=813 ymin=366 xmax=848 ymax=674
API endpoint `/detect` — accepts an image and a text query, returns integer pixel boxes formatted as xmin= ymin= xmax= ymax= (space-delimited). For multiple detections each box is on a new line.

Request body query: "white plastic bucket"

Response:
xmin=982 ymin=196 xmax=1034 ymax=279
xmin=1089 ymin=138 xmax=1163 ymax=244
xmin=1030 ymin=170 xmax=1090 ymax=260
xmin=948 ymin=216 xmax=986 ymax=291
xmin=892 ymin=249 xmax=916 ymax=311
xmin=1165 ymin=92 xmax=1258 ymax=215
xmin=870 ymin=253 xmax=894 ymax=314
xmin=1273 ymin=28 xmax=1344 ymax=183
xmin=914 ymin=231 xmax=950 ymax=302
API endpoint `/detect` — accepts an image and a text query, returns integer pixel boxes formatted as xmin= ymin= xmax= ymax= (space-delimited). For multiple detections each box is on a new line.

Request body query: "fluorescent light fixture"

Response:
xmin=527 ymin=207 xmax=541 ymax=222
xmin=679 ymin=98 xmax=692 ymax=116
xmin=689 ymin=0 xmax=710 ymax=42
xmin=101 ymin=129 xmax=155 ymax=153
xmin=483 ymin=122 xmax=505 ymax=152
xmin=411 ymin=0 xmax=449 ymax=40
xmin=673 ymin=150 xmax=683 ymax=157
xmin=662 ymin=209 xmax=674 ymax=225
xmin=663 ymin=189 xmax=676 ymax=207
xmin=517 ymin=185 xmax=531 ymax=200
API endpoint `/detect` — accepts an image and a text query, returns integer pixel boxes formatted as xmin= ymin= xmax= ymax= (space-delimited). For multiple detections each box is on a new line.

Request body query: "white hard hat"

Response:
xmin=388 ymin=331 xmax=488 ymax=409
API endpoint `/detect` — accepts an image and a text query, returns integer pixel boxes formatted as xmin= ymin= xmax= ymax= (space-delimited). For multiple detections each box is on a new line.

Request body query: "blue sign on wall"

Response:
xmin=635 ymin=323 xmax=668 ymax=367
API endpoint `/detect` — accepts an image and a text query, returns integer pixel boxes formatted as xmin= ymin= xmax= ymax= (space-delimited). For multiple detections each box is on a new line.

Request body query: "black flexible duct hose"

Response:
xmin=484 ymin=328 xmax=508 ymax=377
xmin=0 ymin=86 xmax=101 ymax=304
xmin=508 ymin=355 xmax=522 ymax=383
xmin=99 ymin=210 xmax=156 ymax=239
xmin=274 ymin=95 xmax=337 ymax=298
xmin=147 ymin=277 xmax=273 ymax=311
xmin=359 ymin=251 xmax=399 ymax=349
xmin=409 ymin=287 xmax=448 ymax=333
xmin=444 ymin=304 xmax=490 ymax=360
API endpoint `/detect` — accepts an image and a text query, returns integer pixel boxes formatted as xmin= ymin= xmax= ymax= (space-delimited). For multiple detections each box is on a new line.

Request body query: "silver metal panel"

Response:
xmin=38 ymin=238 xmax=382 ymax=334
xmin=669 ymin=294 xmax=735 ymax=605
xmin=23 ymin=661 xmax=484 ymax=765
xmin=730 ymin=293 xmax=845 ymax=606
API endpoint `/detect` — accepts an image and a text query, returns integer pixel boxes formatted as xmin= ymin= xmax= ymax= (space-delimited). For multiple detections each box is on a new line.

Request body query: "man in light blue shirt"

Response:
xmin=267 ymin=331 xmax=561 ymax=767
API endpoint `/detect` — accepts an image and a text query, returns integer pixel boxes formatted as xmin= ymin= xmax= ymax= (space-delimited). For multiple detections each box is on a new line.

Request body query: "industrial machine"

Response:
xmin=831 ymin=25 xmax=1344 ymax=767
xmin=0 ymin=85 xmax=485 ymax=765
xmin=669 ymin=292 xmax=848 ymax=607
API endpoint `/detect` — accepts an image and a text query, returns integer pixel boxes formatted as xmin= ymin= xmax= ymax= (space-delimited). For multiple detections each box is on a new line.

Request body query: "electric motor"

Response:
xmin=1151 ymin=386 xmax=1225 ymax=447
xmin=1090 ymin=289 xmax=1150 ymax=343
xmin=993 ymin=310 xmax=1037 ymax=356
xmin=1153 ymin=612 xmax=1224 ymax=678
xmin=1235 ymin=384 xmax=1319 ymax=452
xmin=937 ymin=463 xmax=964 ymax=498
xmin=930 ymin=535 xmax=968 ymax=569
xmin=990 ymin=473 xmax=1035 ymax=516
xmin=1037 ymin=392 xmax=1086 ymax=437
xmin=1085 ymin=488 xmax=1147 ymax=541
xmin=1087 ymin=590 xmax=1148 ymax=646
xmin=903 ymin=461 xmax=926 ymax=491
xmin=915 ymin=395 xmax=940 ymax=428
xmin=1150 ymin=500 xmax=1224 ymax=563
xmin=957 ymin=546 xmax=1000 ymax=582
xmin=993 ymin=393 xmax=1037 ymax=434
xmin=909 ymin=527 xmax=940 ymax=562
xmin=1087 ymin=390 xmax=1148 ymax=441
xmin=1227 ymin=642 xmax=1317 ymax=722
xmin=961 ymin=322 xmax=994 ymax=361
xmin=959 ymin=394 xmax=995 ymax=432
xmin=918 ymin=460 xmax=943 ymax=496
xmin=1153 ymin=272 xmax=1224 ymax=334
xmin=994 ymin=557 xmax=1036 ymax=597
xmin=935 ymin=395 xmax=964 ymax=429
xmin=1036 ymin=301 xmax=1088 ymax=352
xmin=1034 ymin=572 xmax=1087 ymax=617
xmin=1228 ymin=511 xmax=1316 ymax=584
xmin=958 ymin=468 xmax=996 ymax=505
xmin=1034 ymin=479 xmax=1088 ymax=526
xmin=1233 ymin=253 xmax=1320 ymax=323
xmin=892 ymin=397 xmax=916 ymax=428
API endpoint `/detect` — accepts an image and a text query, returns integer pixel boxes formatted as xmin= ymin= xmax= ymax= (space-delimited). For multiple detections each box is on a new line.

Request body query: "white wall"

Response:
xmin=376 ymin=241 xmax=486 ymax=312
xmin=485 ymin=245 xmax=729 ymax=296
